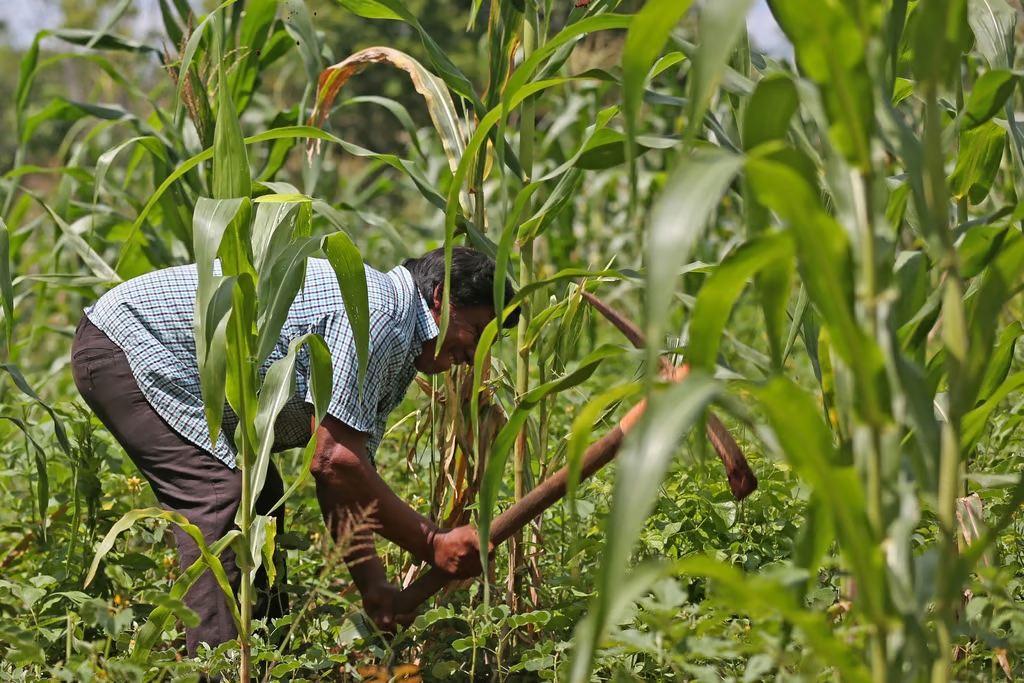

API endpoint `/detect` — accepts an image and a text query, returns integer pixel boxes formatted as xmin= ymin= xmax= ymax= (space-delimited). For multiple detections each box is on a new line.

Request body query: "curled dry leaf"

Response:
xmin=306 ymin=46 xmax=468 ymax=176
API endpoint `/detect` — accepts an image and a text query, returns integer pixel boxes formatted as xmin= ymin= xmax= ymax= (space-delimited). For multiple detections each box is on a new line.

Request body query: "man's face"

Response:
xmin=415 ymin=287 xmax=496 ymax=374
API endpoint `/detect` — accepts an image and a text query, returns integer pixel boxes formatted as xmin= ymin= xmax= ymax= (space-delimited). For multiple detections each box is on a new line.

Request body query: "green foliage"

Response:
xmin=3 ymin=0 xmax=1024 ymax=680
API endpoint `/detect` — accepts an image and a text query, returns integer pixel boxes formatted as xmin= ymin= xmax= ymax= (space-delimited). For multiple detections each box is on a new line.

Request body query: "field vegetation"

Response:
xmin=2 ymin=0 xmax=1024 ymax=681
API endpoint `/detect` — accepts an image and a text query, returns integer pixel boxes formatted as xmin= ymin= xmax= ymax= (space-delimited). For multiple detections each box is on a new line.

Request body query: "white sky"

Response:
xmin=3 ymin=0 xmax=793 ymax=57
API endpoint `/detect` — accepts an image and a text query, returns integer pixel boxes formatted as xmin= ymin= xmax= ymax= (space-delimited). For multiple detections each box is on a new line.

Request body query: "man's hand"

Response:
xmin=430 ymin=525 xmax=493 ymax=578
xmin=363 ymin=580 xmax=417 ymax=633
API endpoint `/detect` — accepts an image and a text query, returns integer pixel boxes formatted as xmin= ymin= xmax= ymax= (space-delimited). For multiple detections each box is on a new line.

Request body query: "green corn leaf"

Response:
xmin=252 ymin=334 xmax=332 ymax=503
xmin=767 ymin=0 xmax=873 ymax=169
xmin=230 ymin=0 xmax=278 ymax=111
xmin=322 ymin=232 xmax=369 ymax=395
xmin=746 ymin=157 xmax=890 ymax=426
xmin=251 ymin=201 xmax=303 ymax=276
xmin=517 ymin=169 xmax=583 ymax=243
xmin=212 ymin=22 xmax=251 ymax=200
xmin=50 ymin=28 xmax=163 ymax=56
xmin=226 ymin=274 xmax=260 ymax=465
xmin=575 ymin=372 xmax=720 ymax=683
xmin=686 ymin=0 xmax=757 ymax=143
xmin=949 ymin=121 xmax=1006 ymax=204
xmin=742 ymin=74 xmax=799 ymax=150
xmin=977 ymin=321 xmax=1023 ymax=404
xmin=338 ymin=95 xmax=429 ymax=159
xmin=0 ymin=363 xmax=72 ymax=458
xmin=959 ymin=224 xmax=1010 ymax=279
xmin=968 ymin=0 xmax=1016 ymax=70
xmin=564 ymin=383 xmax=644 ymax=513
xmin=963 ymin=69 xmax=1017 ymax=129
xmin=197 ymin=277 xmax=236 ymax=449
xmin=255 ymin=238 xmax=321 ymax=365
xmin=753 ymin=377 xmax=886 ymax=624
xmin=688 ymin=231 xmax=794 ymax=370
xmin=570 ymin=560 xmax=676 ymax=683
xmin=963 ymin=372 xmax=1024 ymax=454
xmin=622 ymin=0 xmax=696 ymax=199
xmin=130 ymin=530 xmax=235 ymax=660
xmin=646 ymin=147 xmax=744 ymax=380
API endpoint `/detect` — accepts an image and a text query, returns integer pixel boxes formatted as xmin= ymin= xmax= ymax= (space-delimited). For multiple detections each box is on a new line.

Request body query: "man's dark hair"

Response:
xmin=403 ymin=246 xmax=520 ymax=329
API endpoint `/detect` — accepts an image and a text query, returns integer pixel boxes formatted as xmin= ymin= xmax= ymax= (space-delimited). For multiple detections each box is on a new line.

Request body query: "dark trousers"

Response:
xmin=71 ymin=316 xmax=288 ymax=657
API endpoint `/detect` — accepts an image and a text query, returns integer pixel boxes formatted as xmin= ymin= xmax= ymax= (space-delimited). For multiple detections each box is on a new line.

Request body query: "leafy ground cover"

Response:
xmin=2 ymin=0 xmax=1024 ymax=681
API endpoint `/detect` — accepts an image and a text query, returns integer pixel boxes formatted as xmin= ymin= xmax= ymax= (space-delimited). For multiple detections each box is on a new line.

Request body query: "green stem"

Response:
xmin=510 ymin=8 xmax=538 ymax=607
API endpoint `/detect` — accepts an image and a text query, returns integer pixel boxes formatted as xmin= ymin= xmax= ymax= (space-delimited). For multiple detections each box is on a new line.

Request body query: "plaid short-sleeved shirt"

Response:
xmin=85 ymin=258 xmax=438 ymax=468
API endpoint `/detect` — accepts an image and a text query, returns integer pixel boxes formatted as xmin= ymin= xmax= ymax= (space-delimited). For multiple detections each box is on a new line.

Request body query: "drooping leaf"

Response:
xmin=742 ymin=74 xmax=800 ymax=150
xmin=963 ymin=69 xmax=1017 ymax=129
xmin=767 ymin=0 xmax=873 ymax=168
xmin=687 ymin=0 xmax=758 ymax=142
xmin=949 ymin=121 xmax=1006 ymax=204
xmin=688 ymin=232 xmax=794 ymax=370
xmin=322 ymin=232 xmax=369 ymax=394
xmin=646 ymin=148 xmax=745 ymax=378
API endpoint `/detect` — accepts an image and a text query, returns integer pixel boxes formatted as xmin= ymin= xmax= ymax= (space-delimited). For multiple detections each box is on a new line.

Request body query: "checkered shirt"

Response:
xmin=85 ymin=258 xmax=438 ymax=468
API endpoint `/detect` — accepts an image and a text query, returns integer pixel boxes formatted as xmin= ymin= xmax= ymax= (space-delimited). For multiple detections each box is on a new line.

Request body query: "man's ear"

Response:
xmin=432 ymin=283 xmax=444 ymax=311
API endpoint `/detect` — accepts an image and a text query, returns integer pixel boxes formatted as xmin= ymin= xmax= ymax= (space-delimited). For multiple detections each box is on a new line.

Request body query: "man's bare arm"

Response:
xmin=309 ymin=413 xmax=485 ymax=581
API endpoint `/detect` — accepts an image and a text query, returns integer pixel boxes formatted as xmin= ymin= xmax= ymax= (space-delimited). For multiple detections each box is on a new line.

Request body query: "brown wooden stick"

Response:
xmin=580 ymin=290 xmax=757 ymax=501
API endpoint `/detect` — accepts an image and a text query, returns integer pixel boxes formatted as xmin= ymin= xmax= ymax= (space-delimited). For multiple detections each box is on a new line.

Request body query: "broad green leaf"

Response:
xmin=251 ymin=201 xmax=302 ymax=276
xmin=230 ymin=0 xmax=278 ymax=111
xmin=570 ymin=560 xmax=675 ymax=683
xmin=212 ymin=20 xmax=251 ymax=200
xmin=767 ymin=0 xmax=873 ymax=168
xmin=322 ymin=232 xmax=369 ymax=394
xmin=253 ymin=333 xmax=333 ymax=503
xmin=687 ymin=0 xmax=758 ymax=142
xmin=576 ymin=372 xmax=720 ymax=683
xmin=963 ymin=372 xmax=1024 ymax=453
xmin=517 ymin=169 xmax=583 ymax=243
xmin=646 ymin=148 xmax=745 ymax=380
xmin=689 ymin=232 xmax=794 ymax=370
xmin=742 ymin=74 xmax=799 ymax=150
xmin=959 ymin=224 xmax=1009 ymax=279
xmin=963 ymin=69 xmax=1017 ymax=129
xmin=130 ymin=532 xmax=236 ymax=660
xmin=949 ymin=121 xmax=1006 ymax=204
xmin=967 ymin=0 xmax=1016 ymax=70
xmin=255 ymin=238 xmax=321 ymax=365
xmin=336 ymin=0 xmax=403 ymax=19
xmin=226 ymin=274 xmax=260 ymax=464
xmin=964 ymin=230 xmax=1024 ymax=371
xmin=977 ymin=321 xmax=1023 ymax=403
xmin=753 ymin=378 xmax=885 ymax=624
